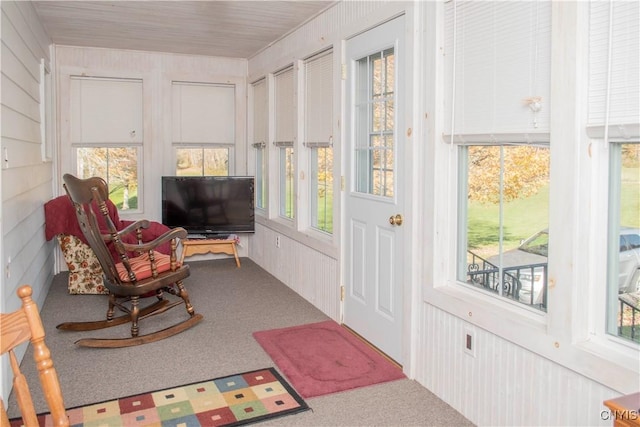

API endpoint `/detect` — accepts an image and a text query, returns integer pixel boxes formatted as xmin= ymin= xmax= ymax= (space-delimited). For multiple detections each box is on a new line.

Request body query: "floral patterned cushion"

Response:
xmin=57 ymin=234 xmax=108 ymax=295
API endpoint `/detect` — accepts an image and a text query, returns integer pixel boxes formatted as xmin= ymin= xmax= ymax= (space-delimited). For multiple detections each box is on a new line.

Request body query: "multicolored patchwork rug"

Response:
xmin=10 ymin=367 xmax=309 ymax=427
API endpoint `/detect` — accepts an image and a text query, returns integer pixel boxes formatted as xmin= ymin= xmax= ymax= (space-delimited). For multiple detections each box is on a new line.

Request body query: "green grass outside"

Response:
xmin=109 ymin=186 xmax=138 ymax=210
xmin=468 ymin=166 xmax=639 ymax=255
xmin=468 ymin=185 xmax=550 ymax=254
xmin=621 ymin=166 xmax=640 ymax=228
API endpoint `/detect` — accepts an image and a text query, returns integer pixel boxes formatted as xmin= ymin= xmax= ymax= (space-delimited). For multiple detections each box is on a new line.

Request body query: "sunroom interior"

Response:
xmin=1 ymin=1 xmax=639 ymax=426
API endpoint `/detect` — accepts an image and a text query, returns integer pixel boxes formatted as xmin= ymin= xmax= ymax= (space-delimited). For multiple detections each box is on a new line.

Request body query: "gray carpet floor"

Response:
xmin=6 ymin=258 xmax=473 ymax=426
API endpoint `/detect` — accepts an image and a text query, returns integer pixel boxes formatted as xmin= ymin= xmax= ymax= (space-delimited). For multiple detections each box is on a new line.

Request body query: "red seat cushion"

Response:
xmin=115 ymin=251 xmax=179 ymax=282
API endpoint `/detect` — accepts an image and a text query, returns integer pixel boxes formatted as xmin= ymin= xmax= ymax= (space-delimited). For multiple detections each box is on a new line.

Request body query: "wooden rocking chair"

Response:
xmin=56 ymin=174 xmax=203 ymax=348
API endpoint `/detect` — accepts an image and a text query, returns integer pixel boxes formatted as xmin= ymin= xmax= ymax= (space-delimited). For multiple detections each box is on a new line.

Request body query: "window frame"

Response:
xmin=456 ymin=143 xmax=550 ymax=312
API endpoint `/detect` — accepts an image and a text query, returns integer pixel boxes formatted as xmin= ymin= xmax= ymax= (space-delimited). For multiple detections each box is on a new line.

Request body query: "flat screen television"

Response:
xmin=161 ymin=176 xmax=255 ymax=236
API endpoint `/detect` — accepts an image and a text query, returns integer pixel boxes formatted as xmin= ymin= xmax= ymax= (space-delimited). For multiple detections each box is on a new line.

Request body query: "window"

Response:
xmin=459 ymin=145 xmax=550 ymax=311
xmin=175 ymin=147 xmax=229 ymax=176
xmin=588 ymin=1 xmax=640 ymax=344
xmin=252 ymin=79 xmax=268 ymax=209
xmin=608 ymin=142 xmax=640 ymax=345
xmin=607 ymin=143 xmax=640 ymax=343
xmin=354 ymin=49 xmax=395 ymax=198
xmin=305 ymin=50 xmax=333 ymax=233
xmin=274 ymin=67 xmax=295 ymax=219
xmin=76 ymin=147 xmax=140 ymax=210
xmin=70 ymin=76 xmax=143 ymax=211
xmin=172 ymin=82 xmax=235 ymax=176
xmin=279 ymin=146 xmax=294 ymax=218
xmin=444 ymin=0 xmax=552 ymax=309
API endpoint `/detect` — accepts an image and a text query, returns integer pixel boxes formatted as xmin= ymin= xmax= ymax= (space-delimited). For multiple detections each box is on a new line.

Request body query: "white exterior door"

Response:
xmin=344 ymin=16 xmax=406 ymax=364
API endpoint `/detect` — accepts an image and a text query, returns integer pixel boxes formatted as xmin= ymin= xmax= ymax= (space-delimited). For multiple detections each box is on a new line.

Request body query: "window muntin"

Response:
xmin=354 ymin=48 xmax=395 ymax=198
xmin=76 ymin=146 xmax=140 ymax=210
xmin=175 ymin=147 xmax=229 ymax=176
xmin=459 ymin=145 xmax=550 ymax=311
xmin=607 ymin=142 xmax=640 ymax=344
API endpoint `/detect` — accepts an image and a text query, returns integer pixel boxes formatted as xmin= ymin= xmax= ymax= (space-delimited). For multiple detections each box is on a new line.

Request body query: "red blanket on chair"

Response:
xmin=44 ymin=195 xmax=171 ymax=260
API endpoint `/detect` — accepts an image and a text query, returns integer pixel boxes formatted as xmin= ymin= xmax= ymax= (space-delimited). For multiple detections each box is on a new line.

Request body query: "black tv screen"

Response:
xmin=161 ymin=176 xmax=255 ymax=235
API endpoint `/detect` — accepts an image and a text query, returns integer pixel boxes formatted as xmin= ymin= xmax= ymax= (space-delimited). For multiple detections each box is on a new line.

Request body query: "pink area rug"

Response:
xmin=252 ymin=320 xmax=405 ymax=398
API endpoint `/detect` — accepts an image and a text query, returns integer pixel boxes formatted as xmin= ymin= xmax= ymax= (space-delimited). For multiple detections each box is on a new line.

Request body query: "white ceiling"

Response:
xmin=32 ymin=1 xmax=335 ymax=58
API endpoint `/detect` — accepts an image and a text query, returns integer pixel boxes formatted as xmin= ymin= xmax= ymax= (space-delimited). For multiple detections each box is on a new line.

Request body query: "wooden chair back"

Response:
xmin=0 ymin=285 xmax=68 ymax=427
xmin=62 ymin=174 xmax=126 ymax=286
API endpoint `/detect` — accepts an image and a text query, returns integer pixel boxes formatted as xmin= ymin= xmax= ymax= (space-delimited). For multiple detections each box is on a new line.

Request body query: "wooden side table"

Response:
xmin=180 ymin=238 xmax=240 ymax=267
xmin=604 ymin=392 xmax=640 ymax=427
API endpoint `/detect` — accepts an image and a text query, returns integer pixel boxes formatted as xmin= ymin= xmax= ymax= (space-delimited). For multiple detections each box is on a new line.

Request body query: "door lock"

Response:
xmin=389 ymin=214 xmax=403 ymax=226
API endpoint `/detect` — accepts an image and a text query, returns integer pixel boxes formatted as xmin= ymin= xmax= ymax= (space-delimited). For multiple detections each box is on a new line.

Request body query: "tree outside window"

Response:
xmin=460 ymin=145 xmax=550 ymax=311
xmin=76 ymin=147 xmax=139 ymax=210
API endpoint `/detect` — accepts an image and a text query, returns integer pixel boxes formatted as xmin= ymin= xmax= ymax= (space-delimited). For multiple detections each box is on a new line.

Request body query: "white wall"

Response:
xmin=55 ymin=45 xmax=248 ymax=226
xmin=248 ymin=1 xmax=636 ymax=426
xmin=0 ymin=0 xmax=54 ymax=400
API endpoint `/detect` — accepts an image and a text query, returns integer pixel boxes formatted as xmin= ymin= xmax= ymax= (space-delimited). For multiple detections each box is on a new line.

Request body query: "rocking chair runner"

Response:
xmin=57 ymin=174 xmax=203 ymax=348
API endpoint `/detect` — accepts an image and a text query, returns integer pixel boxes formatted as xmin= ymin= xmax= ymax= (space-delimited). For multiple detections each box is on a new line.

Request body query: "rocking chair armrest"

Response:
xmin=119 ymin=227 xmax=188 ymax=253
xmin=101 ymin=220 xmax=151 ymax=243
xmin=118 ymin=219 xmax=151 ymax=236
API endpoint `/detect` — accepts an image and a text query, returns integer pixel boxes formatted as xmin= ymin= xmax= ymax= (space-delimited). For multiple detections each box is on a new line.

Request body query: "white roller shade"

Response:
xmin=274 ymin=67 xmax=295 ymax=144
xmin=252 ymin=78 xmax=268 ymax=146
xmin=443 ymin=0 xmax=551 ymax=143
xmin=172 ymin=82 xmax=235 ymax=144
xmin=587 ymin=0 xmax=640 ymax=140
xmin=305 ymin=50 xmax=333 ymax=147
xmin=70 ymin=77 xmax=143 ymax=143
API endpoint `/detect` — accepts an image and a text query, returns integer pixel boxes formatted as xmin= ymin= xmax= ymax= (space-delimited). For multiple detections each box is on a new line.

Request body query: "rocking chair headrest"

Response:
xmin=63 ymin=174 xmax=110 ymax=205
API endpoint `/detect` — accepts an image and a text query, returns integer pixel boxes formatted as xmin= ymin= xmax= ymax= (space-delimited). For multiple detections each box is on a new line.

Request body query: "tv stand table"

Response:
xmin=180 ymin=238 xmax=240 ymax=267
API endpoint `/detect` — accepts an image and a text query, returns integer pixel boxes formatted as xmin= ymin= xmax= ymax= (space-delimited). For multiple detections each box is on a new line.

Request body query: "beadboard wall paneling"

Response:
xmin=419 ymin=303 xmax=617 ymax=426
xmin=0 ymin=0 xmax=53 ymax=402
xmin=249 ymin=223 xmax=340 ymax=320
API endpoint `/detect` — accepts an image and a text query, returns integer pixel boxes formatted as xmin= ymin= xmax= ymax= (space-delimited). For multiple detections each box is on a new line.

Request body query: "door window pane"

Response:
xmin=354 ymin=48 xmax=395 ymax=198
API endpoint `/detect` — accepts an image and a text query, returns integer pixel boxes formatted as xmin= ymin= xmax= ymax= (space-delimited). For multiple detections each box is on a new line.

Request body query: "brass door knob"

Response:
xmin=389 ymin=214 xmax=403 ymax=226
